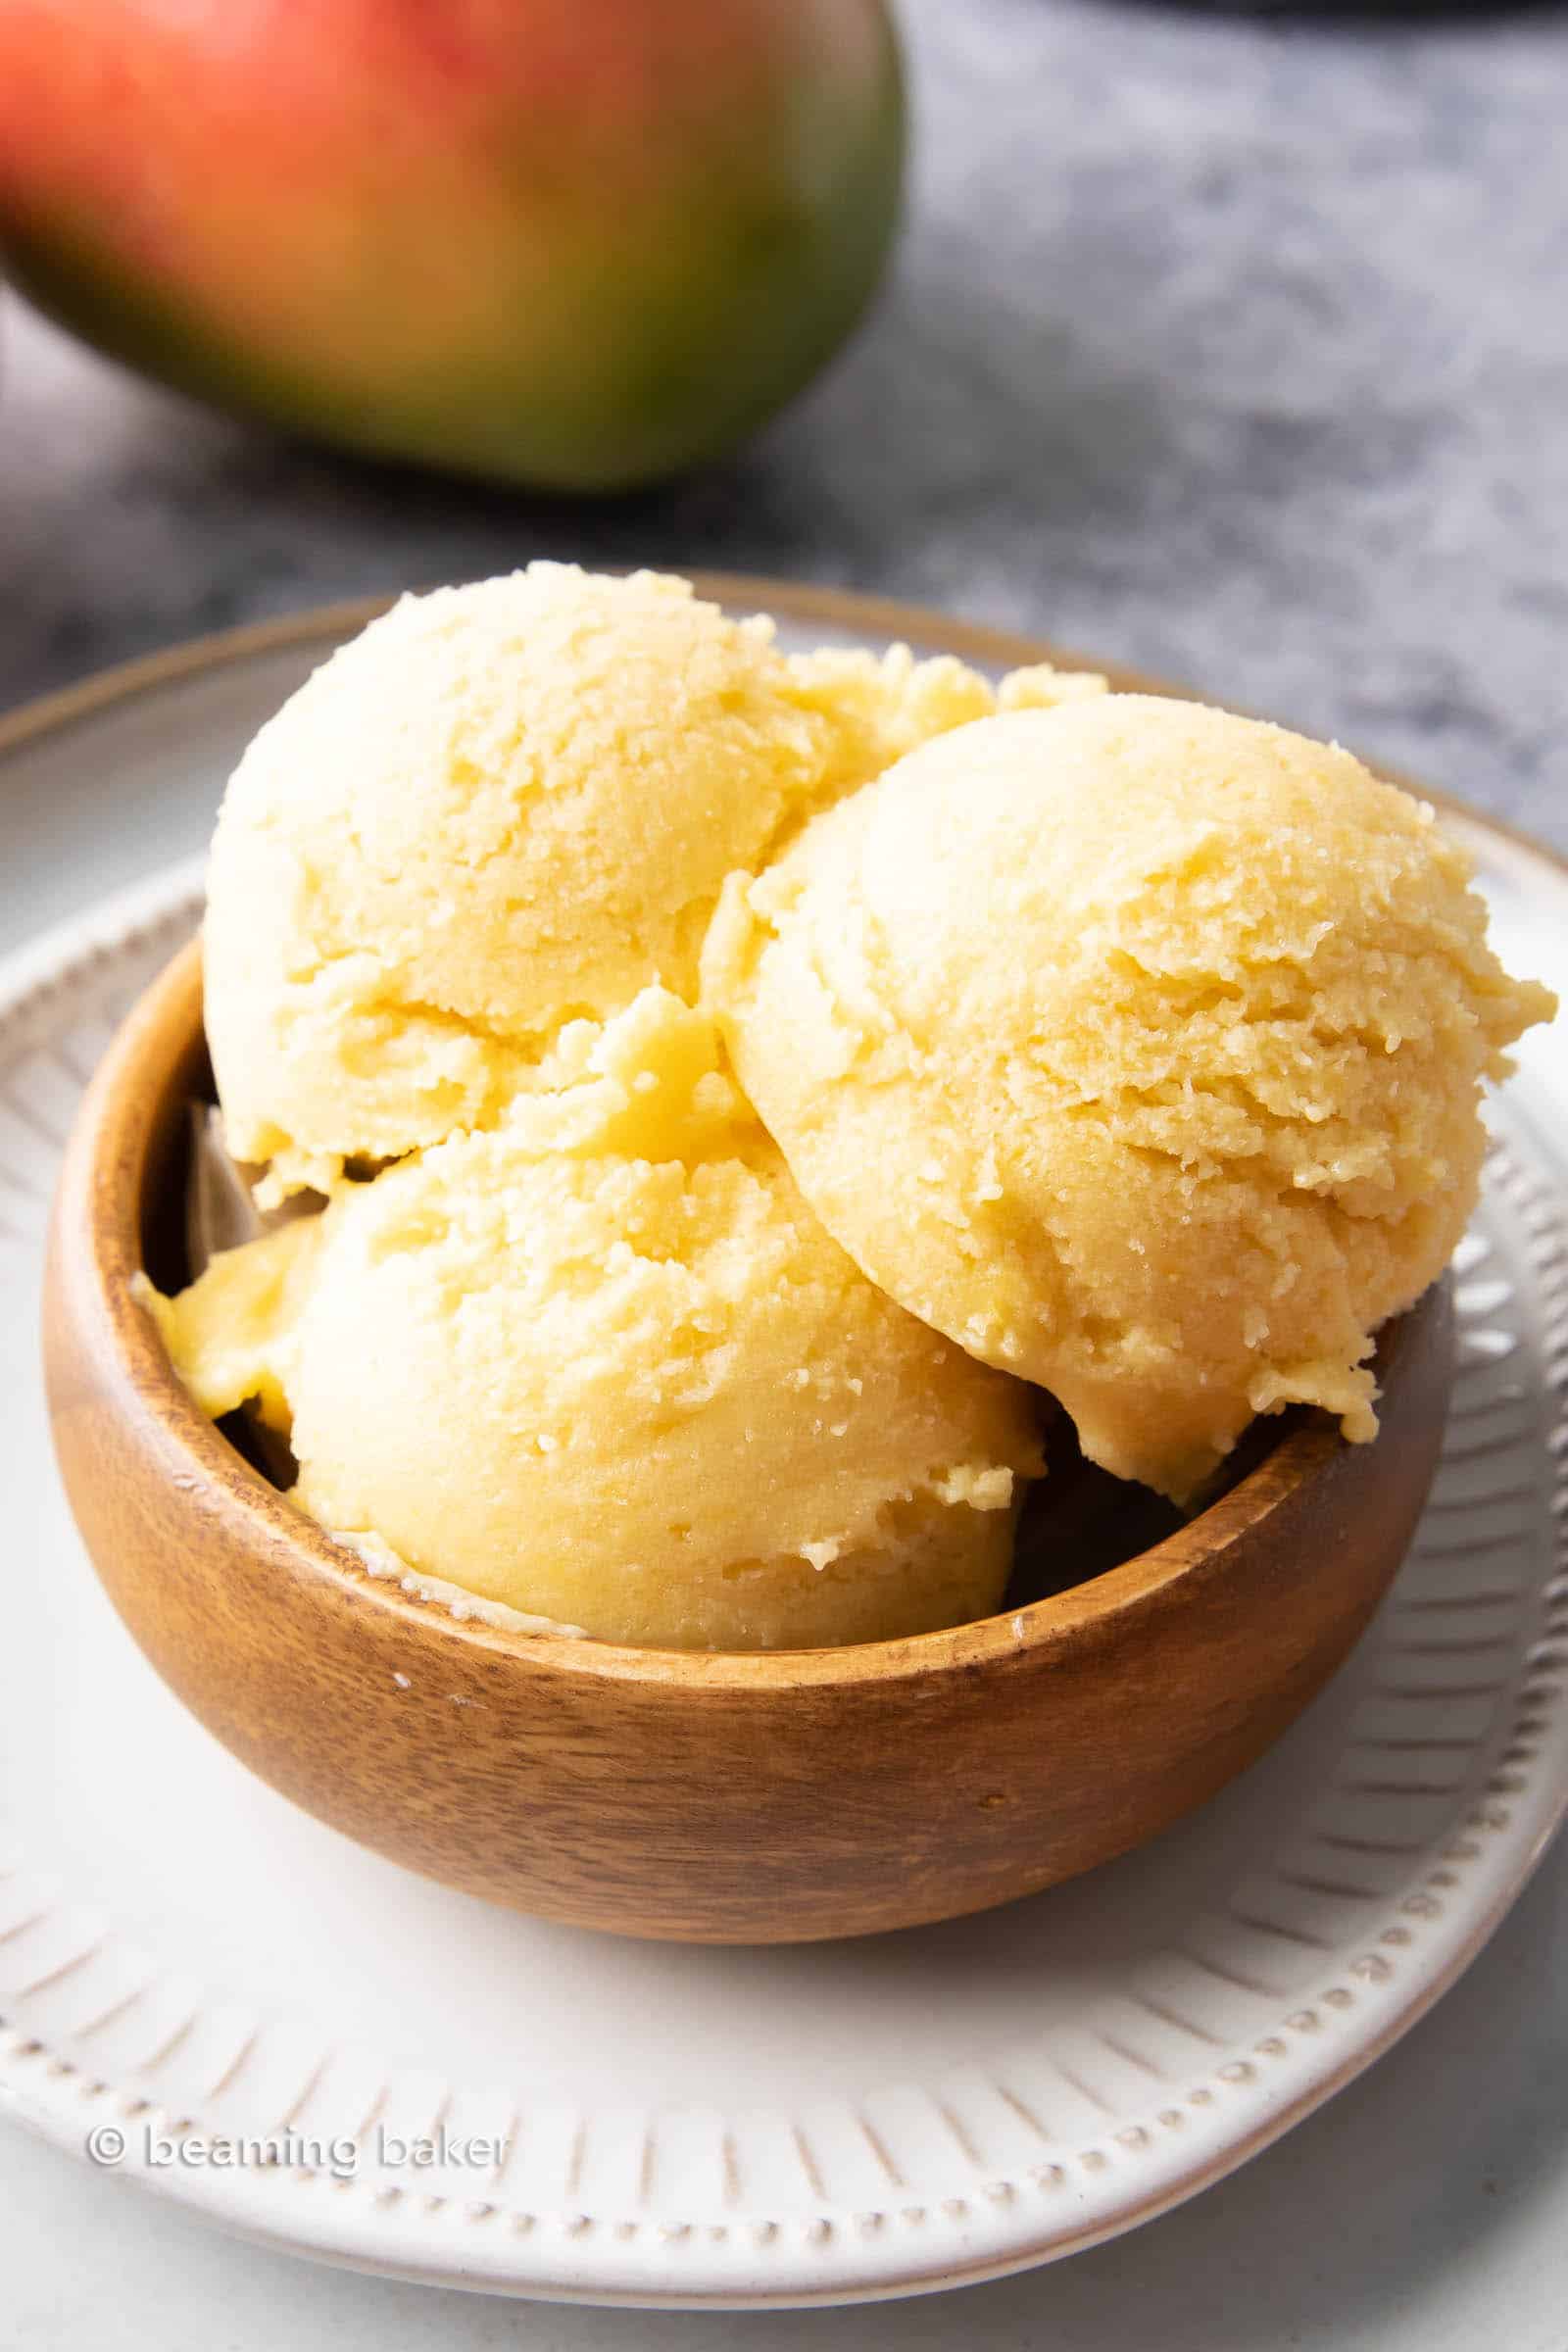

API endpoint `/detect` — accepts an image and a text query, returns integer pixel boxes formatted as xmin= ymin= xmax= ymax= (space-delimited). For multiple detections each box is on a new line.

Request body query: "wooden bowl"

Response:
xmin=44 ymin=940 xmax=1454 ymax=1943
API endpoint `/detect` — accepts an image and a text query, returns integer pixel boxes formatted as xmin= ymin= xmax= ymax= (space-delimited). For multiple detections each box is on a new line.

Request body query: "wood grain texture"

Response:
xmin=43 ymin=939 xmax=1454 ymax=1943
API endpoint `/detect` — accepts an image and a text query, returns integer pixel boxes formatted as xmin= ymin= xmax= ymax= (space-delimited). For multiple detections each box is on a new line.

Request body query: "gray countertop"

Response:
xmin=2 ymin=2 xmax=1564 ymax=2343
xmin=5 ymin=0 xmax=1566 ymax=851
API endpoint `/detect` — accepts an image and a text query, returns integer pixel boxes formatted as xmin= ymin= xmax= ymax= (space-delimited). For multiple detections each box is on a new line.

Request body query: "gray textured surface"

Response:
xmin=4 ymin=0 xmax=1566 ymax=849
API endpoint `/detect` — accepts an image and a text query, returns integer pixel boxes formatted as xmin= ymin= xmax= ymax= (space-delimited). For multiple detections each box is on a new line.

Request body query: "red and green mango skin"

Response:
xmin=0 ymin=0 xmax=904 ymax=491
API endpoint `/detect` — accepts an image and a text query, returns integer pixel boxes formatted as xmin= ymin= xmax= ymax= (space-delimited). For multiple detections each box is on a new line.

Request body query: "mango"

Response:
xmin=0 ymin=1 xmax=904 ymax=491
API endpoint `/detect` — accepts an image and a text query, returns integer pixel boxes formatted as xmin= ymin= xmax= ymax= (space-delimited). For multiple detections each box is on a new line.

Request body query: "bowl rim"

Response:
xmin=60 ymin=924 xmax=1431 ymax=1696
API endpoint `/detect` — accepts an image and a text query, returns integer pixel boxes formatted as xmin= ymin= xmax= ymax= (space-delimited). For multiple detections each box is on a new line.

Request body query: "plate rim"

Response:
xmin=3 ymin=585 xmax=1566 ymax=2307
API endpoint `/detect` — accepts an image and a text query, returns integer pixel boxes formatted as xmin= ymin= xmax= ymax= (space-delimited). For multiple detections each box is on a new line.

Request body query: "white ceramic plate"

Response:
xmin=1 ymin=596 xmax=1565 ymax=2308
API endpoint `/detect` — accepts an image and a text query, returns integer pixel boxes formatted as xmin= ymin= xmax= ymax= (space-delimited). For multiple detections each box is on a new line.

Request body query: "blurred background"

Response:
xmin=3 ymin=0 xmax=1565 ymax=852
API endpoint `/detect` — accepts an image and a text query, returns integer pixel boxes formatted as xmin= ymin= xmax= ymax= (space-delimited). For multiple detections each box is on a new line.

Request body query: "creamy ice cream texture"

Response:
xmin=705 ymin=694 xmax=1555 ymax=1501
xmin=204 ymin=564 xmax=1097 ymax=1200
xmin=154 ymin=993 xmax=1041 ymax=1651
xmin=160 ymin=568 xmax=1552 ymax=1644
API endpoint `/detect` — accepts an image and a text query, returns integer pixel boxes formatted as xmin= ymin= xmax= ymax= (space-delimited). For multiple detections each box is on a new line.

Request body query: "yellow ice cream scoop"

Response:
xmin=153 ymin=993 xmax=1042 ymax=1651
xmin=204 ymin=564 xmax=847 ymax=1198
xmin=204 ymin=564 xmax=1101 ymax=1202
xmin=781 ymin=638 xmax=1106 ymax=789
xmin=704 ymin=693 xmax=1555 ymax=1501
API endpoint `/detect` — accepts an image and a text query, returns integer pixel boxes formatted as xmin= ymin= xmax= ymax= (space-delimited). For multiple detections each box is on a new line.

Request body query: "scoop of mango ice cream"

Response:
xmin=704 ymin=694 xmax=1556 ymax=1502
xmin=203 ymin=564 xmax=830 ymax=1198
xmin=140 ymin=1214 xmax=324 ymax=1439
xmin=151 ymin=993 xmax=1042 ymax=1651
xmin=781 ymin=640 xmax=1108 ymax=791
xmin=204 ymin=564 xmax=1104 ymax=1201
